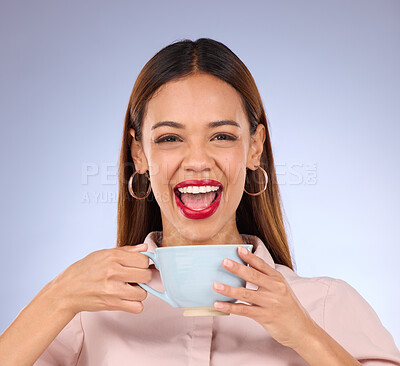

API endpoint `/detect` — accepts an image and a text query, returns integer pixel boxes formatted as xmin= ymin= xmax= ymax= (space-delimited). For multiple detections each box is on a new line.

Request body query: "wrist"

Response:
xmin=0 ymin=280 xmax=77 ymax=366
xmin=37 ymin=279 xmax=77 ymax=318
xmin=292 ymin=320 xmax=334 ymax=364
xmin=292 ymin=320 xmax=361 ymax=366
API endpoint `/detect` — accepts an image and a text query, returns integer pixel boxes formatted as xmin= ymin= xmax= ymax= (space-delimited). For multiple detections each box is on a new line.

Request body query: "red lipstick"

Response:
xmin=173 ymin=179 xmax=223 ymax=220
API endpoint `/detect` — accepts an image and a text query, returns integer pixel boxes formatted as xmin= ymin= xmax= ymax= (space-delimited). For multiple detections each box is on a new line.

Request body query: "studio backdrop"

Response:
xmin=0 ymin=0 xmax=398 ymax=346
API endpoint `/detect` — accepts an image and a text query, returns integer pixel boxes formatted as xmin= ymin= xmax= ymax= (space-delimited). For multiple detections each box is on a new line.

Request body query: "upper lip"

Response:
xmin=174 ymin=179 xmax=223 ymax=190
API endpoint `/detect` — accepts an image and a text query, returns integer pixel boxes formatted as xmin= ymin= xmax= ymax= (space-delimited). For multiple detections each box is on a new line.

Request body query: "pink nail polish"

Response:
xmin=223 ymin=259 xmax=233 ymax=268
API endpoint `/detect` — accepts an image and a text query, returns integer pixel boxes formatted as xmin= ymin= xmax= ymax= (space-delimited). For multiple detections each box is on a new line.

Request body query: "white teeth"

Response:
xmin=177 ymin=185 xmax=220 ymax=194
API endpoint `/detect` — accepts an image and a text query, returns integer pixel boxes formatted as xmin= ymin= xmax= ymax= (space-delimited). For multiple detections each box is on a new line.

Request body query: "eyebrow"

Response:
xmin=151 ymin=120 xmax=241 ymax=130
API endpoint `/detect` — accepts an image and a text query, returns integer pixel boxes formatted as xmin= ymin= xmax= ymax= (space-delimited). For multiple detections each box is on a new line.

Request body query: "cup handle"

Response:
xmin=137 ymin=251 xmax=178 ymax=308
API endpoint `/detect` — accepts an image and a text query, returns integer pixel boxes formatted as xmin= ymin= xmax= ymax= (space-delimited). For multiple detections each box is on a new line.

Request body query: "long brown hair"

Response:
xmin=117 ymin=38 xmax=294 ymax=270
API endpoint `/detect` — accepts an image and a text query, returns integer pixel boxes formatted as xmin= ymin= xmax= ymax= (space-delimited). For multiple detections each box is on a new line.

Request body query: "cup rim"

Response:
xmin=154 ymin=244 xmax=253 ymax=251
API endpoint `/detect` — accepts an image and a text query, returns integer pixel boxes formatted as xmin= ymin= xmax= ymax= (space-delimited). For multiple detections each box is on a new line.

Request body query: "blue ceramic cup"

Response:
xmin=137 ymin=244 xmax=253 ymax=317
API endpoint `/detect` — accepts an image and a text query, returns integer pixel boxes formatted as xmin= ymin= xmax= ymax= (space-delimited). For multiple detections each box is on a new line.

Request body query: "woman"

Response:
xmin=1 ymin=38 xmax=399 ymax=365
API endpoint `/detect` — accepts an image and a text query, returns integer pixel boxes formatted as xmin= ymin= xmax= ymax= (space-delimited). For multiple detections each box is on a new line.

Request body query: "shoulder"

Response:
xmin=322 ymin=277 xmax=386 ymax=330
xmin=275 ymin=266 xmax=384 ymax=328
xmin=274 ymin=264 xmax=370 ymax=302
xmin=324 ymin=278 xmax=400 ymax=359
xmin=275 ymin=268 xmax=400 ymax=359
xmin=275 ymin=264 xmax=335 ymax=302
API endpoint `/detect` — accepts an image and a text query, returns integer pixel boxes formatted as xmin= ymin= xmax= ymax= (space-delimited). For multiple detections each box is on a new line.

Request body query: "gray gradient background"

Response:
xmin=1 ymin=0 xmax=399 ymax=347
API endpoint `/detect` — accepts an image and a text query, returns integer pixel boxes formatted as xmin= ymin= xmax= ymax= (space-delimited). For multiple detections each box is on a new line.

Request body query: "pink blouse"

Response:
xmin=34 ymin=231 xmax=400 ymax=365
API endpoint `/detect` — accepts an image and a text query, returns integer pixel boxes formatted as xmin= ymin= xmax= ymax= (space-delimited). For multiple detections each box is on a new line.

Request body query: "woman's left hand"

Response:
xmin=213 ymin=246 xmax=317 ymax=350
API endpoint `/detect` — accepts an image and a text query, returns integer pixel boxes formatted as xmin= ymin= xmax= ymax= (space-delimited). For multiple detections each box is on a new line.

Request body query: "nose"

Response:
xmin=182 ymin=144 xmax=215 ymax=174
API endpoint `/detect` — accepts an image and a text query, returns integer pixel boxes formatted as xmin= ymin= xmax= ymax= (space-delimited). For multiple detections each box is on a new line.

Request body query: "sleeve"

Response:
xmin=33 ymin=312 xmax=84 ymax=366
xmin=324 ymin=278 xmax=400 ymax=365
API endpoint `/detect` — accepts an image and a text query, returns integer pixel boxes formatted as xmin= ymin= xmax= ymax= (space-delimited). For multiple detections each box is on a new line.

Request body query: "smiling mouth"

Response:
xmin=174 ymin=187 xmax=223 ymax=210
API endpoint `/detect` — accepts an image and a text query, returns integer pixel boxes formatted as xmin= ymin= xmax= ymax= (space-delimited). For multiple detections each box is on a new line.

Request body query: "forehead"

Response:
xmin=143 ymin=73 xmax=247 ymax=128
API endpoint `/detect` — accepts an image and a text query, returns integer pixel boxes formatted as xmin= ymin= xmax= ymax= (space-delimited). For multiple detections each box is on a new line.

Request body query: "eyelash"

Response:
xmin=154 ymin=134 xmax=237 ymax=143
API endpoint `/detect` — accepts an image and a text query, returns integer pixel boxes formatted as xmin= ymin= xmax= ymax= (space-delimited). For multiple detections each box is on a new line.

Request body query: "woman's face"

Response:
xmin=130 ymin=73 xmax=265 ymax=244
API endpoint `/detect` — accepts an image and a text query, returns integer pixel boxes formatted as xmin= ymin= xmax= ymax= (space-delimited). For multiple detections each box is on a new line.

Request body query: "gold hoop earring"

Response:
xmin=128 ymin=171 xmax=151 ymax=199
xmin=244 ymin=166 xmax=268 ymax=196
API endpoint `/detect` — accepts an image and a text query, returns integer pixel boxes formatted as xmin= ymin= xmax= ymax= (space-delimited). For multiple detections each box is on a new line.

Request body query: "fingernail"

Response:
xmin=214 ymin=302 xmax=224 ymax=309
xmin=223 ymin=259 xmax=233 ymax=268
xmin=239 ymin=246 xmax=248 ymax=255
xmin=214 ymin=282 xmax=224 ymax=291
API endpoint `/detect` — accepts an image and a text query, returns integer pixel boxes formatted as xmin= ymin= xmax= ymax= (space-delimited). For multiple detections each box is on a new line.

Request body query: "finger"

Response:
xmin=120 ymin=283 xmax=148 ymax=302
xmin=116 ymin=265 xmax=153 ymax=284
xmin=221 ymin=258 xmax=270 ymax=288
xmin=118 ymin=243 xmax=148 ymax=252
xmin=95 ymin=281 xmax=146 ymax=313
xmin=213 ymin=300 xmax=264 ymax=318
xmin=213 ymin=282 xmax=265 ymax=307
xmin=115 ymin=246 xmax=150 ymax=269
xmin=115 ymin=299 xmax=144 ymax=314
xmin=237 ymin=246 xmax=279 ymax=277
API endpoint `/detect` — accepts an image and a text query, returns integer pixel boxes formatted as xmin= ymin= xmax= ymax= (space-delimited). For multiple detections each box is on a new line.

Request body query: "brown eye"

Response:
xmin=213 ymin=134 xmax=237 ymax=141
xmin=154 ymin=135 xmax=182 ymax=143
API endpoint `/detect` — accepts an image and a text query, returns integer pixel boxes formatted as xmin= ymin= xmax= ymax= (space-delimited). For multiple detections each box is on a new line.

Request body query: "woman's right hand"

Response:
xmin=46 ymin=243 xmax=152 ymax=316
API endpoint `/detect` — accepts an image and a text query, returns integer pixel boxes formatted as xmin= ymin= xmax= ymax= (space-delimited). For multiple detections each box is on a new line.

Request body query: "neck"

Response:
xmin=159 ymin=218 xmax=245 ymax=247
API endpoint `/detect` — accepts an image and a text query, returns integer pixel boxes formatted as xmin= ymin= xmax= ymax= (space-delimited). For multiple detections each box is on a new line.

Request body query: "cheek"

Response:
xmin=220 ymin=154 xmax=247 ymax=195
xmin=147 ymin=151 xmax=180 ymax=190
